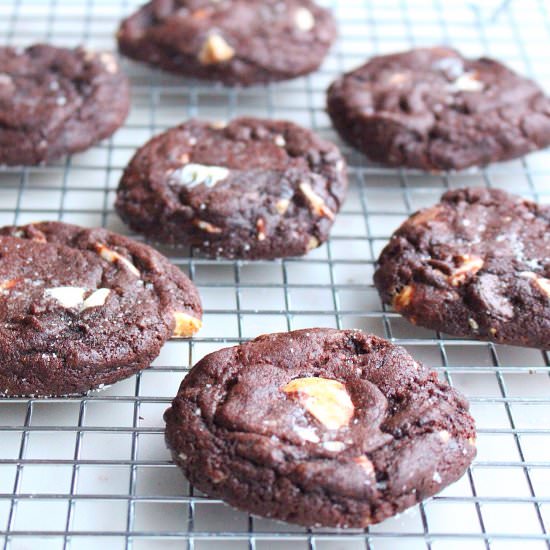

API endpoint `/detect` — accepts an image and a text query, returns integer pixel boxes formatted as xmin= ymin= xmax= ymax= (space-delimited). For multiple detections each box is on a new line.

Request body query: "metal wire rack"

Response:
xmin=0 ymin=0 xmax=549 ymax=549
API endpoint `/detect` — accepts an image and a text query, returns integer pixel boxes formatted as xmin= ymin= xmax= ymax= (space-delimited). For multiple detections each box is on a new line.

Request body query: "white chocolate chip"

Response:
xmin=81 ymin=288 xmax=110 ymax=311
xmin=171 ymin=163 xmax=229 ymax=189
xmin=438 ymin=430 xmax=451 ymax=443
xmin=432 ymin=471 xmax=442 ymax=483
xmin=198 ymin=34 xmax=235 ymax=65
xmin=294 ymin=7 xmax=315 ymax=31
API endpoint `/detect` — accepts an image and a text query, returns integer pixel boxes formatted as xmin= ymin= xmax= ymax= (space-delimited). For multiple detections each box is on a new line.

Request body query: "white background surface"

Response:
xmin=0 ymin=0 xmax=549 ymax=549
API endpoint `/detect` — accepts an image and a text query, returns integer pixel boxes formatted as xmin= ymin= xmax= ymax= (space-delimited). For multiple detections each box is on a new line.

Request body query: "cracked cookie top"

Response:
xmin=374 ymin=187 xmax=550 ymax=349
xmin=0 ymin=44 xmax=129 ymax=165
xmin=327 ymin=47 xmax=550 ymax=171
xmin=0 ymin=222 xmax=202 ymax=396
xmin=115 ymin=117 xmax=347 ymax=260
xmin=165 ymin=328 xmax=476 ymax=528
xmin=117 ymin=0 xmax=336 ymax=86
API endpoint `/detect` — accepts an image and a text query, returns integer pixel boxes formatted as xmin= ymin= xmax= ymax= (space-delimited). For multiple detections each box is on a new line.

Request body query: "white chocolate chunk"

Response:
xmin=45 ymin=287 xmax=87 ymax=309
xmin=173 ymin=311 xmax=203 ymax=337
xmin=0 ymin=73 xmax=14 ymax=87
xmin=520 ymin=271 xmax=550 ymax=299
xmin=307 ymin=236 xmax=320 ymax=251
xmin=275 ymin=198 xmax=290 ymax=215
xmin=274 ymin=135 xmax=286 ymax=147
xmin=198 ymin=34 xmax=235 ymax=64
xmin=449 ymin=72 xmax=484 ymax=92
xmin=256 ymin=218 xmax=267 ymax=241
xmin=81 ymin=288 xmax=111 ymax=311
xmin=294 ymin=7 xmax=315 ymax=31
xmin=323 ymin=440 xmax=346 ymax=452
xmin=172 ymin=163 xmax=229 ymax=189
xmin=299 ymin=182 xmax=334 ymax=220
xmin=353 ymin=455 xmax=375 ymax=475
xmin=433 ymin=57 xmax=464 ymax=79
xmin=96 ymin=244 xmax=140 ymax=277
xmin=293 ymin=424 xmax=320 ymax=443
xmin=0 ymin=279 xmax=17 ymax=292
xmin=449 ymin=255 xmax=484 ymax=286
xmin=46 ymin=287 xmax=111 ymax=312
xmin=194 ymin=219 xmax=223 ymax=234
xmin=388 ymin=72 xmax=409 ymax=86
xmin=284 ymin=377 xmax=354 ymax=430
xmin=99 ymin=52 xmax=118 ymax=74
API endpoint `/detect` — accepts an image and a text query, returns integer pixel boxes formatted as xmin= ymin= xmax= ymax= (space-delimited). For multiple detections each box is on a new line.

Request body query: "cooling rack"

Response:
xmin=0 ymin=0 xmax=549 ymax=549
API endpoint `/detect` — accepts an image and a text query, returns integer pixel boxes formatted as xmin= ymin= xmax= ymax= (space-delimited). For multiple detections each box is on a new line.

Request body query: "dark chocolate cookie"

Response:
xmin=117 ymin=0 xmax=336 ymax=86
xmin=115 ymin=117 xmax=347 ymax=260
xmin=0 ymin=222 xmax=202 ymax=397
xmin=165 ymin=328 xmax=476 ymax=528
xmin=0 ymin=44 xmax=129 ymax=165
xmin=327 ymin=47 xmax=550 ymax=171
xmin=374 ymin=188 xmax=550 ymax=349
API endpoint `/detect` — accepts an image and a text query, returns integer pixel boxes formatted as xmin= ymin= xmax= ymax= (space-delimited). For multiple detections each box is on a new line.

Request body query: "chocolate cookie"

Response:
xmin=374 ymin=188 xmax=550 ymax=349
xmin=115 ymin=117 xmax=347 ymax=260
xmin=165 ymin=328 xmax=476 ymax=528
xmin=0 ymin=44 xmax=129 ymax=165
xmin=327 ymin=47 xmax=550 ymax=171
xmin=117 ymin=0 xmax=336 ymax=86
xmin=0 ymin=222 xmax=202 ymax=397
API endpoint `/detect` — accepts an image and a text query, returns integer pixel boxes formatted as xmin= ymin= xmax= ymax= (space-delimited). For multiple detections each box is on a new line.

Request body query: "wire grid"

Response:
xmin=0 ymin=0 xmax=549 ymax=549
